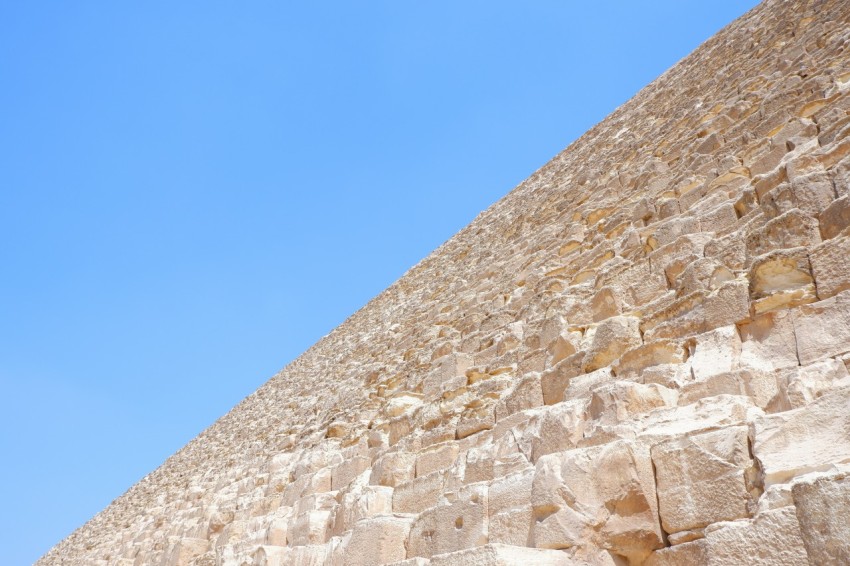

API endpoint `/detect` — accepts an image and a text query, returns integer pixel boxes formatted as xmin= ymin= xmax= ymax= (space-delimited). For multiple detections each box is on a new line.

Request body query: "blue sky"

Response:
xmin=0 ymin=2 xmax=758 ymax=563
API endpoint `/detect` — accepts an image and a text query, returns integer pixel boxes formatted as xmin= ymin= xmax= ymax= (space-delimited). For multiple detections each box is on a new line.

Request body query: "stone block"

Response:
xmin=738 ymin=310 xmax=799 ymax=371
xmin=393 ymin=471 xmax=446 ymax=514
xmin=783 ymin=358 xmax=850 ymax=409
xmin=652 ymin=427 xmax=754 ymax=534
xmin=332 ymin=482 xmax=393 ymax=535
xmin=428 ymin=544 xmax=573 ymax=565
xmin=531 ymin=440 xmax=662 ymax=563
xmin=582 ymin=316 xmax=643 ymax=372
xmin=700 ymin=507 xmax=809 ymax=565
xmin=810 ymin=235 xmax=850 ymax=299
xmin=748 ymin=247 xmax=816 ymax=314
xmin=488 ymin=469 xmax=534 ymax=546
xmin=818 ymin=194 xmax=850 ymax=239
xmin=751 ymin=387 xmax=850 ymax=487
xmin=792 ymin=290 xmax=850 ymax=364
xmin=344 ymin=515 xmax=415 ymax=566
xmin=745 ymin=208 xmax=821 ymax=262
xmin=791 ymin=473 xmax=850 ymax=565
xmin=370 ymin=451 xmax=416 ymax=488
xmin=416 ymin=442 xmax=459 ymax=478
xmin=407 ymin=484 xmax=488 ymax=558
xmin=689 ymin=325 xmax=742 ymax=380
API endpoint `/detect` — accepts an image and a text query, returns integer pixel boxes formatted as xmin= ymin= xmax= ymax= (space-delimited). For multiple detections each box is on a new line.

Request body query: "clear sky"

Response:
xmin=1 ymin=2 xmax=759 ymax=563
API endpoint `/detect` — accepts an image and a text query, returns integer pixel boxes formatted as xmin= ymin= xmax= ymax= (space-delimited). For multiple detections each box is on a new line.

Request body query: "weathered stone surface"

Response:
xmin=37 ymin=2 xmax=850 ymax=565
xmin=791 ymin=472 xmax=850 ymax=565
xmin=429 ymin=544 xmax=574 ymax=566
xmin=652 ymin=427 xmax=754 ymax=534
xmin=344 ymin=515 xmax=415 ymax=566
xmin=751 ymin=387 xmax=850 ymax=487
xmin=531 ymin=440 xmax=663 ymax=562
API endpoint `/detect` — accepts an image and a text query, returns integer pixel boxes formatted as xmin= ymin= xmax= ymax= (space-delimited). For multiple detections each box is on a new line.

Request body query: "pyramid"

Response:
xmin=40 ymin=0 xmax=850 ymax=564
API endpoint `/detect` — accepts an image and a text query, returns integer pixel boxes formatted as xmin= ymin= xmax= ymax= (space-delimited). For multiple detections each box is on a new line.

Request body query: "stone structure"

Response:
xmin=39 ymin=0 xmax=850 ymax=564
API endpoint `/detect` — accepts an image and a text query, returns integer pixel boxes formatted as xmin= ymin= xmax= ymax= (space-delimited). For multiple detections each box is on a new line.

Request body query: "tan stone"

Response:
xmin=429 ymin=544 xmax=574 ymax=565
xmin=751 ymin=387 xmax=850 ymax=486
xmin=582 ymin=316 xmax=642 ymax=372
xmin=531 ymin=440 xmax=663 ymax=563
xmin=810 ymin=234 xmax=850 ymax=299
xmin=407 ymin=484 xmax=488 ymax=559
xmin=791 ymin=472 xmax=850 ymax=565
xmin=344 ymin=515 xmax=415 ymax=566
xmin=792 ymin=290 xmax=850 ymax=364
xmin=652 ymin=427 xmax=754 ymax=534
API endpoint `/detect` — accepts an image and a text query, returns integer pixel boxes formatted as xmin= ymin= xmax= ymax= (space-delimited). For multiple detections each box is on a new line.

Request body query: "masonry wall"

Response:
xmin=39 ymin=0 xmax=850 ymax=564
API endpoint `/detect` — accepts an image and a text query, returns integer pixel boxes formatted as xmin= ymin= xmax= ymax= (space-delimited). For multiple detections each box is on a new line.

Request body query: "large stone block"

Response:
xmin=651 ymin=427 xmax=754 ymax=534
xmin=700 ymin=506 xmax=809 ymax=565
xmin=344 ymin=515 xmax=415 ymax=566
xmin=488 ymin=469 xmax=534 ymax=546
xmin=407 ymin=484 xmax=489 ymax=559
xmin=792 ymin=290 xmax=850 ymax=364
xmin=751 ymin=387 xmax=850 ymax=486
xmin=582 ymin=316 xmax=643 ymax=372
xmin=809 ymin=235 xmax=850 ymax=299
xmin=531 ymin=440 xmax=663 ymax=563
xmin=792 ymin=473 xmax=850 ymax=565
xmin=428 ymin=544 xmax=574 ymax=565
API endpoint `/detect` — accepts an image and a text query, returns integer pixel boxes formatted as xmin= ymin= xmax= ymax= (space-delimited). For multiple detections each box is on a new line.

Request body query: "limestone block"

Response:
xmin=705 ymin=231 xmax=746 ymax=270
xmin=643 ymin=540 xmax=708 ymax=566
xmin=792 ymin=290 xmax=850 ymax=364
xmin=700 ymin=507 xmax=809 ymax=565
xmin=462 ymin=429 xmax=528 ymax=484
xmin=791 ymin=473 xmax=850 ymax=565
xmin=689 ymin=325 xmax=742 ymax=380
xmin=748 ymin=247 xmax=817 ymax=314
xmin=651 ymin=427 xmax=754 ymax=534
xmin=562 ymin=367 xmax=614 ymax=403
xmin=587 ymin=381 xmax=678 ymax=425
xmin=784 ymin=357 xmax=850 ymax=408
xmin=282 ymin=468 xmax=333 ymax=507
xmin=331 ymin=481 xmax=393 ymax=536
xmin=162 ymin=538 xmax=208 ymax=566
xmin=678 ymin=368 xmax=781 ymax=410
xmin=515 ymin=399 xmax=587 ymax=463
xmin=253 ymin=545 xmax=287 ymax=566
xmin=457 ymin=398 xmax=496 ymax=439
xmin=407 ymin=484 xmax=488 ymax=558
xmin=612 ymin=340 xmax=686 ymax=378
xmin=331 ymin=456 xmax=370 ymax=491
xmin=531 ymin=440 xmax=663 ymax=563
xmin=416 ymin=442 xmax=459 ymax=478
xmin=818 ymin=194 xmax=850 ymax=239
xmin=751 ymin=387 xmax=850 ymax=486
xmin=495 ymin=374 xmax=543 ymax=419
xmin=386 ymin=559 xmax=430 ymax=566
xmin=370 ymin=451 xmax=416 ymax=488
xmin=745 ymin=208 xmax=821 ymax=261
xmin=810 ymin=234 xmax=850 ymax=299
xmin=637 ymin=395 xmax=754 ymax=443
xmin=582 ymin=316 xmax=642 ymax=372
xmin=487 ymin=469 xmax=534 ymax=546
xmin=285 ymin=544 xmax=329 ymax=565
xmin=393 ymin=471 xmax=446 ymax=514
xmin=540 ymin=353 xmax=583 ymax=405
xmin=649 ymin=233 xmax=713 ymax=287
xmin=787 ymin=159 xmax=838 ymax=215
xmin=738 ymin=310 xmax=799 ymax=371
xmin=428 ymin=544 xmax=574 ymax=565
xmin=288 ymin=509 xmax=334 ymax=546
xmin=344 ymin=515 xmax=415 ymax=566
xmin=425 ymin=354 xmax=474 ymax=400
xmin=676 ymin=257 xmax=735 ymax=296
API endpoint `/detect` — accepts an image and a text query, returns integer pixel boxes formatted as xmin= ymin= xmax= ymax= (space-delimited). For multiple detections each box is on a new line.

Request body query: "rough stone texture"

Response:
xmin=38 ymin=1 xmax=850 ymax=565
